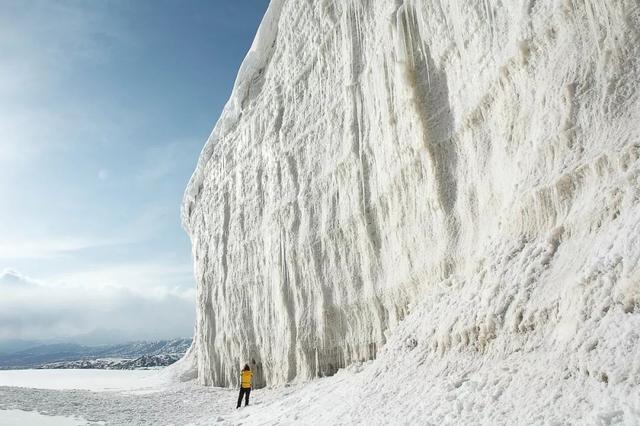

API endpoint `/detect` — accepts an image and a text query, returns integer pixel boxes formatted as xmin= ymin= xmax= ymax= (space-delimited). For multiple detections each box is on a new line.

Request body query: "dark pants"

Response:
xmin=237 ymin=387 xmax=251 ymax=408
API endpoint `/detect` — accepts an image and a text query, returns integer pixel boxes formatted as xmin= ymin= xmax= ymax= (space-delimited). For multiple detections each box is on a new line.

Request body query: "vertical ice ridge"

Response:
xmin=181 ymin=0 xmax=286 ymax=233
xmin=180 ymin=0 xmax=640 ymax=388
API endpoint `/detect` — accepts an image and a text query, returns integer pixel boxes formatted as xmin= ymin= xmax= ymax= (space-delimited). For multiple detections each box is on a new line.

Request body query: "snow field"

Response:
xmin=0 ymin=369 xmax=235 ymax=425
xmin=0 ymin=363 xmax=638 ymax=424
xmin=0 ymin=409 xmax=89 ymax=426
xmin=0 ymin=369 xmax=164 ymax=392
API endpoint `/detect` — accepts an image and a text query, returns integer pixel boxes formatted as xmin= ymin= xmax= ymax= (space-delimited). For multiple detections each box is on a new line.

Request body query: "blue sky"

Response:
xmin=0 ymin=0 xmax=269 ymax=344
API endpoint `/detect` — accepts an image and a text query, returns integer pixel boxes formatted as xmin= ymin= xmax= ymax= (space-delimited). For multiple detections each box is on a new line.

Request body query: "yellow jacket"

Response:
xmin=240 ymin=370 xmax=253 ymax=388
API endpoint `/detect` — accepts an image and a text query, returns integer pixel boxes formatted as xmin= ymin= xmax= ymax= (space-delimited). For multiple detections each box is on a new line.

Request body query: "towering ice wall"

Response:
xmin=182 ymin=0 xmax=640 ymax=387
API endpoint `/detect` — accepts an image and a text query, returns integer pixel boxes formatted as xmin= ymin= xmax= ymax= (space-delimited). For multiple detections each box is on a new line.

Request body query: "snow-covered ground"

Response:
xmin=1 ymin=364 xmax=639 ymax=425
xmin=0 ymin=369 xmax=236 ymax=425
xmin=0 ymin=409 xmax=90 ymax=426
xmin=0 ymin=368 xmax=314 ymax=425
xmin=0 ymin=369 xmax=164 ymax=391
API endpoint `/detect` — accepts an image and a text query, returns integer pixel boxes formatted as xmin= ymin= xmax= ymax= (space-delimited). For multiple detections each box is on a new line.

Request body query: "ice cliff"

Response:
xmin=182 ymin=0 xmax=640 ymax=393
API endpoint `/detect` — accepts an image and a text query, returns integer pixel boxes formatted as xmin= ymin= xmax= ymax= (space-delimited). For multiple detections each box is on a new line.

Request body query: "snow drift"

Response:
xmin=182 ymin=0 xmax=640 ymax=402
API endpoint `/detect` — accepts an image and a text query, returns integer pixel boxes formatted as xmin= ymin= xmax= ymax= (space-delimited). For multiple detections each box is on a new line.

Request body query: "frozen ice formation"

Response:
xmin=181 ymin=0 xmax=640 ymax=388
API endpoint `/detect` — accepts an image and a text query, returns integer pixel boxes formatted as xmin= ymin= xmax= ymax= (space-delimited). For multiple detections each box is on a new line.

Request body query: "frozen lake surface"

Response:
xmin=0 ymin=368 xmax=164 ymax=391
xmin=0 ymin=368 xmax=262 ymax=425
xmin=0 ymin=409 xmax=90 ymax=426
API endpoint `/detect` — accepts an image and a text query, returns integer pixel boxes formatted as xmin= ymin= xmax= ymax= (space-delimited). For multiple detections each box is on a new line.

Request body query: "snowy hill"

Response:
xmin=178 ymin=0 xmax=639 ymax=421
xmin=0 ymin=339 xmax=191 ymax=369
xmin=40 ymin=354 xmax=183 ymax=370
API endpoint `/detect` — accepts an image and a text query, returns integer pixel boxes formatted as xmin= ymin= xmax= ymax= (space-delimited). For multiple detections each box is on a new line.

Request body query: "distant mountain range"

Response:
xmin=0 ymin=338 xmax=191 ymax=370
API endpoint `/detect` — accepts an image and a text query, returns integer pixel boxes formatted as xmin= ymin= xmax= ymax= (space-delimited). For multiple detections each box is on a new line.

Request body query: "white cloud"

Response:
xmin=0 ymin=236 xmax=129 ymax=260
xmin=0 ymin=268 xmax=37 ymax=288
xmin=0 ymin=268 xmax=195 ymax=342
xmin=50 ymin=261 xmax=195 ymax=292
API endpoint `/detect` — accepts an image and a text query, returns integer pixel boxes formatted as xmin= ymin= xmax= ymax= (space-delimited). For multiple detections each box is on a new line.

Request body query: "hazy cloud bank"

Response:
xmin=0 ymin=268 xmax=195 ymax=343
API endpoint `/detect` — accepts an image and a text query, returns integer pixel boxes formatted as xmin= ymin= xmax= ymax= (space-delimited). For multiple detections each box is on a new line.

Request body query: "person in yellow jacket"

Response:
xmin=236 ymin=364 xmax=253 ymax=408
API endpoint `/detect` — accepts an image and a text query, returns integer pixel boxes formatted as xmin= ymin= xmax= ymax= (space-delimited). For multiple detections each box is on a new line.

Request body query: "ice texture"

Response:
xmin=182 ymin=0 xmax=640 ymax=389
